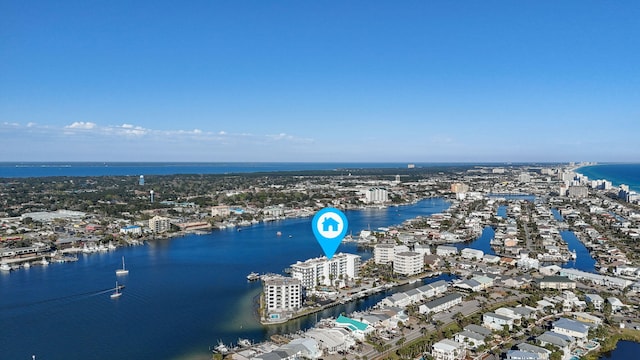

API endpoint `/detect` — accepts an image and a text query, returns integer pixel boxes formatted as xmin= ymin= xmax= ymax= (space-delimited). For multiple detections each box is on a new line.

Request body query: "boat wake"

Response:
xmin=1 ymin=287 xmax=117 ymax=312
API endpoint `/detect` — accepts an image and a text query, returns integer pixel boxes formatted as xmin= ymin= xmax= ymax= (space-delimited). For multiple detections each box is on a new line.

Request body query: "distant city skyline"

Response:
xmin=2 ymin=1 xmax=639 ymax=162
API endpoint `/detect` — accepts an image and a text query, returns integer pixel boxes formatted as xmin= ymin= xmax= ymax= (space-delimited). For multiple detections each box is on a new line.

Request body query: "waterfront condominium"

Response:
xmin=263 ymin=275 xmax=302 ymax=314
xmin=365 ymin=187 xmax=388 ymax=204
xmin=393 ymin=251 xmax=424 ymax=276
xmin=290 ymin=253 xmax=361 ymax=290
xmin=149 ymin=215 xmax=170 ymax=233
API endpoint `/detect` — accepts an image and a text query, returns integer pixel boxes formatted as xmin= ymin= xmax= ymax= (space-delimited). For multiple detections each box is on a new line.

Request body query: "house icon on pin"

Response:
xmin=322 ymin=216 xmax=340 ymax=232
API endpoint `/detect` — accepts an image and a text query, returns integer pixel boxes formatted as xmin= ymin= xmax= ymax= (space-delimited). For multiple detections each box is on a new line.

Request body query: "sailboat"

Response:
xmin=110 ymin=281 xmax=122 ymax=299
xmin=115 ymin=256 xmax=129 ymax=275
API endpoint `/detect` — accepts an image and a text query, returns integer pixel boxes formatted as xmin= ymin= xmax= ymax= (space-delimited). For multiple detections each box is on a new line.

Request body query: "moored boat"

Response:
xmin=247 ymin=272 xmax=260 ymax=281
xmin=238 ymin=338 xmax=251 ymax=347
xmin=212 ymin=341 xmax=229 ymax=354
xmin=116 ymin=256 xmax=129 ymax=275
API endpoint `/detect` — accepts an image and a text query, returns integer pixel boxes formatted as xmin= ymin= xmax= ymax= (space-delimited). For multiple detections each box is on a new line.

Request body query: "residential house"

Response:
xmin=482 ymin=312 xmax=514 ymax=331
xmin=585 ymin=294 xmax=604 ymax=311
xmin=414 ymin=243 xmax=431 ymax=256
xmin=464 ymin=324 xmax=493 ymax=339
xmin=573 ymin=312 xmax=603 ymax=326
xmin=607 ymin=297 xmax=625 ymax=312
xmin=436 ymin=245 xmax=459 ymax=257
xmin=453 ymin=330 xmax=485 ymax=349
xmin=419 ymin=293 xmax=463 ymax=314
xmin=536 ymin=331 xmax=573 ymax=354
xmin=513 ymin=306 xmax=537 ymax=320
xmin=418 ymin=280 xmax=449 ymax=299
xmin=516 ymin=343 xmax=551 ymax=360
xmin=431 ymin=339 xmax=465 ymax=360
xmin=505 ymin=350 xmax=542 ymax=360
xmin=461 ymin=248 xmax=484 ymax=260
xmin=538 ymin=276 xmax=576 ymax=290
xmin=552 ymin=318 xmax=590 ymax=343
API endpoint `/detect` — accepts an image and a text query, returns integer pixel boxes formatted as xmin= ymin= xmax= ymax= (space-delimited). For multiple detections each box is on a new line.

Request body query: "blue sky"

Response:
xmin=1 ymin=1 xmax=639 ymax=162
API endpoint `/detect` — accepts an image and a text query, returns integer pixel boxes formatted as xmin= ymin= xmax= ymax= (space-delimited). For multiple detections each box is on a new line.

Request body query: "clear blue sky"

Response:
xmin=1 ymin=1 xmax=639 ymax=162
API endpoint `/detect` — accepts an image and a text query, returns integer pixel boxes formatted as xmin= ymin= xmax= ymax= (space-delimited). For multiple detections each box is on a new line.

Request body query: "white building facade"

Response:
xmin=149 ymin=215 xmax=170 ymax=233
xmin=374 ymin=244 xmax=395 ymax=265
xmin=291 ymin=253 xmax=361 ymax=290
xmin=394 ymin=251 xmax=424 ymax=276
xmin=365 ymin=187 xmax=388 ymax=204
xmin=263 ymin=275 xmax=302 ymax=312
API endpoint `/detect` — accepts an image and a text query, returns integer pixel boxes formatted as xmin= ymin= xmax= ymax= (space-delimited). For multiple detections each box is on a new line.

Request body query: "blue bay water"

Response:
xmin=552 ymin=208 xmax=597 ymax=273
xmin=0 ymin=198 xmax=449 ymax=360
xmin=577 ymin=164 xmax=640 ymax=193
xmin=599 ymin=340 xmax=640 ymax=359
xmin=453 ymin=226 xmax=496 ymax=256
xmin=559 ymin=230 xmax=597 ymax=273
xmin=0 ymin=162 xmax=482 ymax=178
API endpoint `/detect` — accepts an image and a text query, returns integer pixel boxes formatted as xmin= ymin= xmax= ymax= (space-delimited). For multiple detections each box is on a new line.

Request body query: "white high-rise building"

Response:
xmin=263 ymin=275 xmax=302 ymax=312
xmin=518 ymin=173 xmax=532 ymax=183
xmin=365 ymin=187 xmax=388 ymax=204
xmin=211 ymin=205 xmax=231 ymax=217
xmin=149 ymin=215 xmax=170 ymax=233
xmin=291 ymin=253 xmax=361 ymax=290
xmin=374 ymin=243 xmax=395 ymax=264
xmin=450 ymin=183 xmax=470 ymax=193
xmin=394 ymin=251 xmax=424 ymax=276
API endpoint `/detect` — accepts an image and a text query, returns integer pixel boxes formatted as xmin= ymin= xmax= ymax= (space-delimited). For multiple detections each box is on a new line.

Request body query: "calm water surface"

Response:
xmin=598 ymin=340 xmax=640 ymax=359
xmin=0 ymin=198 xmax=449 ymax=360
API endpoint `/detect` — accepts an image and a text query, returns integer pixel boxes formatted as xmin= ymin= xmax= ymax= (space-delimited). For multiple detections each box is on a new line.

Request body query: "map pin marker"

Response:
xmin=312 ymin=207 xmax=348 ymax=260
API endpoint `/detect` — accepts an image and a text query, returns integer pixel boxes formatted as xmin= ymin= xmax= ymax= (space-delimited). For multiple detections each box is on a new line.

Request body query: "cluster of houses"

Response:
xmin=431 ymin=300 xmax=603 ymax=360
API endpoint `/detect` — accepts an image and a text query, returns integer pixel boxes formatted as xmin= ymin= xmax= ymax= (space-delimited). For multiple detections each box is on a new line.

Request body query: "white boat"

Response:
xmin=39 ymin=257 xmax=49 ymax=265
xmin=0 ymin=263 xmax=11 ymax=272
xmin=22 ymin=262 xmax=31 ymax=269
xmin=213 ymin=341 xmax=229 ymax=354
xmin=110 ymin=281 xmax=122 ymax=299
xmin=116 ymin=256 xmax=129 ymax=275
xmin=247 ymin=272 xmax=260 ymax=281
xmin=238 ymin=338 xmax=251 ymax=347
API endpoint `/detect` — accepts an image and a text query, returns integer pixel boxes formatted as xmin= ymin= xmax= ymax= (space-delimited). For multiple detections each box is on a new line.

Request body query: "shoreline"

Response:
xmin=259 ymin=272 xmax=442 ymax=325
xmin=0 ymin=196 xmax=448 ymax=273
xmin=583 ymin=328 xmax=640 ymax=360
xmin=575 ymin=163 xmax=640 ymax=193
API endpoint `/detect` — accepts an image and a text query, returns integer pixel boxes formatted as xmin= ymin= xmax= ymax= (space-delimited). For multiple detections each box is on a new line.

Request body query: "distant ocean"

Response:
xmin=0 ymin=162 xmax=499 ymax=178
xmin=576 ymin=163 xmax=640 ymax=193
